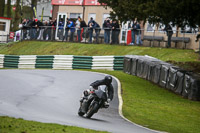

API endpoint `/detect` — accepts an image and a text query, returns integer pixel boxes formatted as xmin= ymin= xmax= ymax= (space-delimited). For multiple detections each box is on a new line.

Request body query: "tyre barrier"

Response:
xmin=0 ymin=54 xmax=124 ymax=70
xmin=124 ymin=55 xmax=200 ymax=101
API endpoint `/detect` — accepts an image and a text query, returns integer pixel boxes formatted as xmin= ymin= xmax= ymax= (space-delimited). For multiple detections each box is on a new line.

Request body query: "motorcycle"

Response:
xmin=78 ymin=86 xmax=108 ymax=118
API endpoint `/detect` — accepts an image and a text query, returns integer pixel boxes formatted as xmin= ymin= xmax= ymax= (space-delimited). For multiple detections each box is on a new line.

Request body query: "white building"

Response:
xmin=0 ymin=17 xmax=11 ymax=43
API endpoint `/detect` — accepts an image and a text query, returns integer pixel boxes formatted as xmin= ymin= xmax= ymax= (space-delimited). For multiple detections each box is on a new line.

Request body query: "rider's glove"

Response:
xmin=89 ymin=86 xmax=94 ymax=90
xmin=107 ymin=98 xmax=111 ymax=102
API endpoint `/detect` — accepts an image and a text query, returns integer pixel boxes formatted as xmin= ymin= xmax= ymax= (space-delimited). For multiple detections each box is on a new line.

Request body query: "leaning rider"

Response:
xmin=81 ymin=75 xmax=114 ymax=108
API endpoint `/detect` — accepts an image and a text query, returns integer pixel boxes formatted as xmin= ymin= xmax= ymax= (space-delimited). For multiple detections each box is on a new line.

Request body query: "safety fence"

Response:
xmin=123 ymin=55 xmax=200 ymax=101
xmin=0 ymin=54 xmax=123 ymax=70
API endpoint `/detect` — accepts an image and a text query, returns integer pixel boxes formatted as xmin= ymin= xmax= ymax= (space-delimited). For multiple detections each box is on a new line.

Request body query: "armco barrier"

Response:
xmin=124 ymin=55 xmax=200 ymax=101
xmin=0 ymin=54 xmax=124 ymax=70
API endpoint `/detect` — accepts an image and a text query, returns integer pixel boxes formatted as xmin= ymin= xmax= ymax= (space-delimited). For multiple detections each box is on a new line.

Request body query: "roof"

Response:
xmin=52 ymin=0 xmax=103 ymax=6
xmin=0 ymin=17 xmax=12 ymax=20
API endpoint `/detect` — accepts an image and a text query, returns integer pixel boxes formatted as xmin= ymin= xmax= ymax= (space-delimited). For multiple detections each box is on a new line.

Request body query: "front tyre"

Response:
xmin=78 ymin=107 xmax=84 ymax=116
xmin=86 ymin=103 xmax=99 ymax=118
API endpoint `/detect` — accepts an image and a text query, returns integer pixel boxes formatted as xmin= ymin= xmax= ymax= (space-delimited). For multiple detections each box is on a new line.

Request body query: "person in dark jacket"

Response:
xmin=67 ymin=19 xmax=75 ymax=42
xmin=111 ymin=19 xmax=120 ymax=44
xmin=88 ymin=17 xmax=96 ymax=43
xmin=164 ymin=24 xmax=173 ymax=48
xmin=81 ymin=75 xmax=114 ymax=109
xmin=103 ymin=18 xmax=112 ymax=44
xmin=130 ymin=21 xmax=137 ymax=45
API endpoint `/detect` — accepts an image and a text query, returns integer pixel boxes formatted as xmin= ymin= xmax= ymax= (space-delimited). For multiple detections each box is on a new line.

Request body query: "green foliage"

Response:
xmin=0 ymin=116 xmax=108 ymax=133
xmin=98 ymin=0 xmax=200 ymax=28
xmin=0 ymin=0 xmax=5 ymax=17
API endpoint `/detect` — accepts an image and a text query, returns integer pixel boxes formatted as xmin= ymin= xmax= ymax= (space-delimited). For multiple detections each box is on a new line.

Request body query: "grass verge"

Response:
xmin=89 ymin=70 xmax=200 ymax=133
xmin=0 ymin=116 xmax=108 ymax=133
xmin=0 ymin=41 xmax=199 ymax=62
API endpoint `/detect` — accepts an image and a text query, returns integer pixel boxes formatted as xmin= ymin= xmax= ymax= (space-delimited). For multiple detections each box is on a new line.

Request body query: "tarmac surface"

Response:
xmin=0 ymin=70 xmax=160 ymax=133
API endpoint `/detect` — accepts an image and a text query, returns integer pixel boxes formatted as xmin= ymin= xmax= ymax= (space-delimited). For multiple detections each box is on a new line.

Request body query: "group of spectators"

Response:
xmin=21 ymin=16 xmax=144 ymax=45
xmin=22 ymin=17 xmax=57 ymax=40
xmin=21 ymin=16 xmax=121 ymax=44
xmin=56 ymin=16 xmax=120 ymax=44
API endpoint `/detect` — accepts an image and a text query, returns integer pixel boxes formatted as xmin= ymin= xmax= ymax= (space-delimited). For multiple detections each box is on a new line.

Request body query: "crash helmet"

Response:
xmin=104 ymin=75 xmax=112 ymax=85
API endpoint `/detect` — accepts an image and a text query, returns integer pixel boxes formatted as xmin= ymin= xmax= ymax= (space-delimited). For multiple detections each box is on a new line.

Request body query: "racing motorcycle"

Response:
xmin=78 ymin=86 xmax=109 ymax=118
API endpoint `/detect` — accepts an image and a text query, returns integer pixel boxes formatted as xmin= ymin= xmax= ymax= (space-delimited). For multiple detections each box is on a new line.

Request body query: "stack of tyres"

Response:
xmin=149 ymin=62 xmax=163 ymax=84
xmin=123 ymin=55 xmax=133 ymax=74
xmin=136 ymin=57 xmax=146 ymax=78
xmin=174 ymin=70 xmax=186 ymax=94
xmin=141 ymin=57 xmax=161 ymax=79
xmin=166 ymin=67 xmax=187 ymax=92
xmin=159 ymin=62 xmax=173 ymax=88
xmin=166 ymin=66 xmax=179 ymax=90
xmin=182 ymin=72 xmax=200 ymax=101
xmin=130 ymin=55 xmax=141 ymax=76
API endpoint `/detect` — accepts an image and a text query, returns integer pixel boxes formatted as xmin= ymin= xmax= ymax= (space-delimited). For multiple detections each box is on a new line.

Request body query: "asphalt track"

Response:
xmin=0 ymin=70 xmax=160 ymax=133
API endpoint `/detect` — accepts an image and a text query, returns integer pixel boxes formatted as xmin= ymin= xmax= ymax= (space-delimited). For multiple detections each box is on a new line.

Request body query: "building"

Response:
xmin=0 ymin=17 xmax=11 ymax=43
xmin=37 ymin=0 xmax=52 ymax=21
xmin=51 ymin=0 xmax=199 ymax=50
xmin=52 ymin=0 xmax=112 ymax=26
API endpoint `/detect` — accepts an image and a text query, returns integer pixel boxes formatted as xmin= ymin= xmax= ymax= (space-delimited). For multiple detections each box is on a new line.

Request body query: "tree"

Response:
xmin=98 ymin=0 xmax=200 ymax=28
xmin=13 ymin=0 xmax=21 ymax=31
xmin=7 ymin=0 xmax=11 ymax=18
xmin=0 ymin=0 xmax=5 ymax=17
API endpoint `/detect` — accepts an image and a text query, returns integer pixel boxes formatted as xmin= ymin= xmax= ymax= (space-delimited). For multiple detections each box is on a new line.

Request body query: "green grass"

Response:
xmin=0 ymin=41 xmax=200 ymax=133
xmin=0 ymin=116 xmax=108 ymax=133
xmin=89 ymin=70 xmax=200 ymax=133
xmin=0 ymin=41 xmax=199 ymax=62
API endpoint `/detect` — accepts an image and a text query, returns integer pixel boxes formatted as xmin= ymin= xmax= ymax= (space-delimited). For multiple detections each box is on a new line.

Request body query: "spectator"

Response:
xmin=43 ymin=20 xmax=49 ymax=40
xmin=164 ymin=24 xmax=173 ymax=48
xmin=103 ymin=18 xmax=111 ymax=44
xmin=136 ymin=21 xmax=143 ymax=45
xmin=48 ymin=18 xmax=56 ymax=40
xmin=130 ymin=21 xmax=137 ymax=45
xmin=22 ymin=19 xmax=28 ymax=40
xmin=68 ymin=19 xmax=75 ymax=42
xmin=80 ymin=19 xmax=87 ymax=42
xmin=88 ymin=17 xmax=95 ymax=43
xmin=111 ymin=19 xmax=120 ymax=44
xmin=76 ymin=16 xmax=82 ymax=42
xmin=63 ymin=18 xmax=70 ymax=41
xmin=58 ymin=18 xmax=64 ymax=40
xmin=94 ymin=21 xmax=101 ymax=44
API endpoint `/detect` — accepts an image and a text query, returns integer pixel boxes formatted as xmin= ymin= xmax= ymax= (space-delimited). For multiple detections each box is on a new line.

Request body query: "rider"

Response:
xmin=81 ymin=75 xmax=114 ymax=108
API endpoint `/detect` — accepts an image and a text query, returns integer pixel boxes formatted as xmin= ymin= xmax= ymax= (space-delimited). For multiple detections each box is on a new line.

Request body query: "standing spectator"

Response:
xmin=111 ymin=19 xmax=120 ymax=44
xmin=63 ymin=18 xmax=70 ymax=41
xmin=164 ymin=24 xmax=173 ymax=48
xmin=43 ymin=20 xmax=49 ymax=40
xmin=136 ymin=21 xmax=143 ymax=45
xmin=48 ymin=18 xmax=55 ymax=40
xmin=88 ymin=17 xmax=95 ymax=43
xmin=29 ymin=17 xmax=36 ymax=39
xmin=76 ymin=16 xmax=82 ymax=42
xmin=58 ymin=18 xmax=64 ymax=40
xmin=80 ymin=19 xmax=87 ymax=42
xmin=103 ymin=18 xmax=111 ymax=44
xmin=94 ymin=21 xmax=101 ymax=44
xmin=22 ymin=19 xmax=28 ymax=40
xmin=130 ymin=21 xmax=137 ymax=45
xmin=68 ymin=19 xmax=75 ymax=42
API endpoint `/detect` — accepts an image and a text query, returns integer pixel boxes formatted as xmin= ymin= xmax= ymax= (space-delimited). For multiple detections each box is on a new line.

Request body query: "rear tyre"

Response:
xmin=86 ymin=103 xmax=99 ymax=118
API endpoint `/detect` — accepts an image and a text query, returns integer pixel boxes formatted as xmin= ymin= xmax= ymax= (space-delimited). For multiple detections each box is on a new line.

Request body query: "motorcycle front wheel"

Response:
xmin=78 ymin=107 xmax=85 ymax=116
xmin=86 ymin=102 xmax=99 ymax=118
